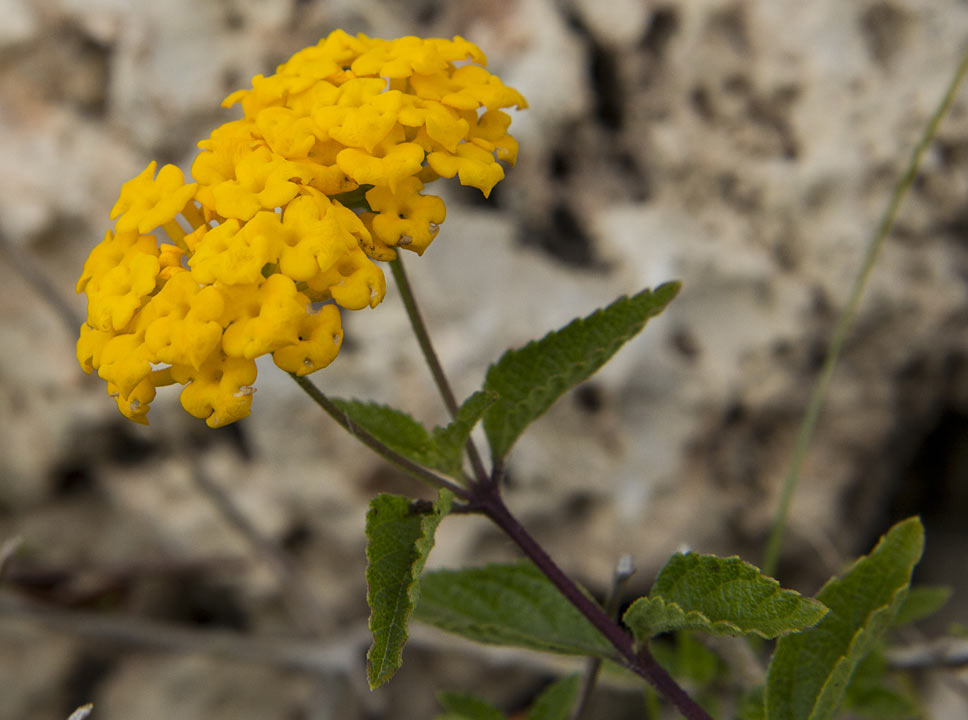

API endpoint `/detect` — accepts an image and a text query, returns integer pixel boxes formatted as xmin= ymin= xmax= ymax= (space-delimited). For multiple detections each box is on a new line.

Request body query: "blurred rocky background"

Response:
xmin=1 ymin=0 xmax=968 ymax=718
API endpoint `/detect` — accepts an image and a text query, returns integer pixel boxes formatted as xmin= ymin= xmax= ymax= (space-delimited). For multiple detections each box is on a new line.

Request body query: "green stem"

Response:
xmin=389 ymin=256 xmax=490 ymax=484
xmin=289 ymin=373 xmax=469 ymax=499
xmin=763 ymin=49 xmax=968 ymax=577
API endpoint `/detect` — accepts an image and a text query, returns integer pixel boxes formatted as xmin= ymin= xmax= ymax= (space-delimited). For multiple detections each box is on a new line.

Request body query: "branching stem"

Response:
xmin=295 ymin=256 xmax=711 ymax=717
xmin=471 ymin=488 xmax=712 ymax=720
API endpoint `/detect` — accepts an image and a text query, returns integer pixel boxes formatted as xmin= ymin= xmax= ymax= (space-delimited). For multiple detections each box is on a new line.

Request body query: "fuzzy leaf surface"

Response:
xmin=765 ymin=517 xmax=924 ymax=720
xmin=482 ymin=283 xmax=680 ymax=461
xmin=415 ymin=562 xmax=617 ymax=659
xmin=623 ymin=553 xmax=827 ymax=641
xmin=366 ymin=490 xmax=453 ymax=688
xmin=528 ymin=675 xmax=581 ymax=720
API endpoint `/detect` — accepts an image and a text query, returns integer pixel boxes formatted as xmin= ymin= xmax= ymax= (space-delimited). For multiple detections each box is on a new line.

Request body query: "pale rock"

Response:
xmin=0 ymin=0 xmax=38 ymax=48
xmin=571 ymin=0 xmax=650 ymax=47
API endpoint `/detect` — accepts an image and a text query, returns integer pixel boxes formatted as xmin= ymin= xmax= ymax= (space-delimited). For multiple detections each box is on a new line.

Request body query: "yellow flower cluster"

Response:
xmin=76 ymin=30 xmax=526 ymax=427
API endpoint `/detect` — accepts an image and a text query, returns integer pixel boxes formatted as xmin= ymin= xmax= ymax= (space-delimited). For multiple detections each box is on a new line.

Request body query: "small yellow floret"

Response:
xmin=273 ymin=304 xmax=343 ymax=375
xmin=172 ymin=355 xmax=258 ymax=428
xmin=111 ymin=162 xmax=198 ymax=234
xmin=364 ymin=178 xmax=445 ymax=255
xmin=427 ymin=143 xmax=506 ymax=197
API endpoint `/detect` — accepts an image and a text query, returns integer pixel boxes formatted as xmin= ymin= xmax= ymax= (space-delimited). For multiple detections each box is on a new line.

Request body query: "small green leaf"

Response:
xmin=365 ymin=489 xmax=453 ymax=688
xmin=529 ymin=675 xmax=581 ymax=720
xmin=736 ymin=687 xmax=766 ymax=720
xmin=430 ymin=391 xmax=497 ymax=476
xmin=765 ymin=517 xmax=924 ymax=720
xmin=622 ymin=553 xmax=827 ymax=641
xmin=844 ymin=650 xmax=920 ymax=719
xmin=331 ymin=398 xmax=438 ymax=468
xmin=482 ymin=283 xmax=680 ymax=461
xmin=650 ymin=632 xmax=722 ymax=686
xmin=415 ymin=562 xmax=618 ymax=659
xmin=437 ymin=691 xmax=507 ymax=720
xmin=331 ymin=396 xmax=493 ymax=478
xmin=893 ymin=584 xmax=952 ymax=627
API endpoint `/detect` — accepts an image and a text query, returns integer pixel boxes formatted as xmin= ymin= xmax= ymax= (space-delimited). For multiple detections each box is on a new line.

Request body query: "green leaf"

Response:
xmin=845 ymin=686 xmax=919 ymax=719
xmin=765 ymin=517 xmax=925 ymax=720
xmin=622 ymin=553 xmax=827 ymax=641
xmin=482 ymin=283 xmax=680 ymax=461
xmin=893 ymin=584 xmax=952 ymax=626
xmin=437 ymin=691 xmax=506 ymax=720
xmin=529 ymin=675 xmax=581 ymax=720
xmin=650 ymin=632 xmax=722 ymax=686
xmin=736 ymin=687 xmax=766 ymax=720
xmin=365 ymin=489 xmax=453 ymax=688
xmin=844 ymin=650 xmax=920 ymax=719
xmin=430 ymin=391 xmax=497 ymax=476
xmin=331 ymin=396 xmax=493 ymax=478
xmin=331 ymin=398 xmax=438 ymax=467
xmin=415 ymin=562 xmax=618 ymax=659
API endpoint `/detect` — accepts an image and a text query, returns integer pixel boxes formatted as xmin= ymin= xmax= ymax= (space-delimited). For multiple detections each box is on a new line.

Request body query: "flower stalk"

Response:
xmin=389 ymin=256 xmax=490 ymax=484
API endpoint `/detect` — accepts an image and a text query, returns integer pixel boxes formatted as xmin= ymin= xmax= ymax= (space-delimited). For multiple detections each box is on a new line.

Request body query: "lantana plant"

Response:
xmin=74 ymin=30 xmax=955 ymax=720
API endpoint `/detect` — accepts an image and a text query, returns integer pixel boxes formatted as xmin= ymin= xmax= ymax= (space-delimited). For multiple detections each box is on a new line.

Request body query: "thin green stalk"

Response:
xmin=389 ymin=255 xmax=490 ymax=484
xmin=289 ymin=373 xmax=469 ymax=499
xmin=763 ymin=50 xmax=968 ymax=577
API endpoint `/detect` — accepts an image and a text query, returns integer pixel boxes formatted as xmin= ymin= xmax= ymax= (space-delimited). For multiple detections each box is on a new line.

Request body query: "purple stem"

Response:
xmin=473 ymin=488 xmax=713 ymax=720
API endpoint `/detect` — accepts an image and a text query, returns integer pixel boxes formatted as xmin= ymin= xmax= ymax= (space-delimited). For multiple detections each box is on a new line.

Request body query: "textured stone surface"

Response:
xmin=2 ymin=1 xmax=968 ymax=718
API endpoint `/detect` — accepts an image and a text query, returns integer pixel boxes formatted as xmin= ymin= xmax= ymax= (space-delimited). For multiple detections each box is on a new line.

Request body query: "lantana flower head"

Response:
xmin=77 ymin=30 xmax=526 ymax=427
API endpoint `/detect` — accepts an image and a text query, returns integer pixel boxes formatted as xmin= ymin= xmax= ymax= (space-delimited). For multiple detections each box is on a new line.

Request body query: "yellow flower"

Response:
xmin=77 ymin=30 xmax=525 ymax=426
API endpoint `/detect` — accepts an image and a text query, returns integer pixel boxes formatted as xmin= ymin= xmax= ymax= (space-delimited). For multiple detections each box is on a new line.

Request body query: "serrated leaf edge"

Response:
xmin=483 ymin=283 xmax=680 ymax=460
xmin=626 ymin=594 xmax=825 ymax=640
xmin=366 ymin=491 xmax=453 ymax=688
xmin=626 ymin=553 xmax=827 ymax=641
